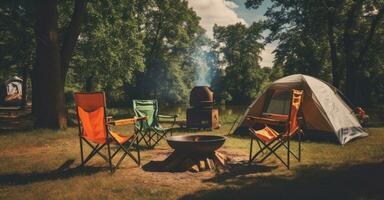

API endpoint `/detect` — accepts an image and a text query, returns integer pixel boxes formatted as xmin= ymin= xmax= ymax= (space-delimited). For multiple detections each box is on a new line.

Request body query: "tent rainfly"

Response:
xmin=236 ymin=74 xmax=368 ymax=145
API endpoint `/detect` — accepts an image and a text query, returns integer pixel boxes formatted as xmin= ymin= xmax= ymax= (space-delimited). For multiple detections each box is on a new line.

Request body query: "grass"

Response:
xmin=0 ymin=109 xmax=383 ymax=200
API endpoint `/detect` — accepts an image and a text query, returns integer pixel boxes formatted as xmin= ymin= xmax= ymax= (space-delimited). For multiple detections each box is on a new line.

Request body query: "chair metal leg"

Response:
xmin=83 ymin=144 xmax=105 ymax=165
xmin=250 ymin=139 xmax=275 ymax=163
xmin=148 ymin=130 xmax=152 ymax=147
xmin=79 ymin=137 xmax=84 ymax=166
xmin=279 ymin=140 xmax=300 ymax=161
xmin=115 ymin=152 xmax=127 ymax=168
xmin=137 ymin=136 xmax=141 ymax=166
xmin=256 ymin=139 xmax=263 ymax=154
xmin=106 ymin=140 xmax=113 ymax=172
xmin=298 ymin=131 xmax=302 ymax=161
xmin=150 ymin=130 xmax=166 ymax=148
xmin=256 ymin=139 xmax=291 ymax=169
xmin=249 ymin=138 xmax=253 ymax=163
xmin=287 ymin=138 xmax=290 ymax=169
xmin=111 ymin=146 xmax=122 ymax=159
xmin=259 ymin=140 xmax=283 ymax=162
xmin=138 ymin=132 xmax=150 ymax=148
xmin=119 ymin=143 xmax=139 ymax=165
xmin=258 ymin=140 xmax=289 ymax=168
xmin=83 ymin=139 xmax=109 ymax=162
xmin=109 ymin=134 xmax=141 ymax=168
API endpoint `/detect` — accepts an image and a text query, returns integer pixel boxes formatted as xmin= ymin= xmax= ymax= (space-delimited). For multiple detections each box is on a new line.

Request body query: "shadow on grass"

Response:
xmin=0 ymin=159 xmax=106 ymax=186
xmin=142 ymin=157 xmax=277 ymax=174
xmin=203 ymin=161 xmax=278 ymax=183
xmin=227 ymin=129 xmax=340 ymax=145
xmin=301 ymin=130 xmax=340 ymax=144
xmin=180 ymin=161 xmax=384 ymax=200
xmin=142 ymin=160 xmax=169 ymax=172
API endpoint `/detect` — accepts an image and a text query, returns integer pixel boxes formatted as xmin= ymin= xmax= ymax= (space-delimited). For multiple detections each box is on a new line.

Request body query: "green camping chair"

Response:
xmin=133 ymin=99 xmax=178 ymax=148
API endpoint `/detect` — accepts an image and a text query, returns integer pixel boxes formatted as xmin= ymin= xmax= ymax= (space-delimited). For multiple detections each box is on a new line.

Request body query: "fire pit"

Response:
xmin=163 ymin=135 xmax=227 ymax=172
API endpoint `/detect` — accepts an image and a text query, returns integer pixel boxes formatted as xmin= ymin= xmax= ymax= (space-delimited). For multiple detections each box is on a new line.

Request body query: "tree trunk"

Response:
xmin=357 ymin=5 xmax=384 ymax=66
xmin=85 ymin=76 xmax=94 ymax=92
xmin=21 ymin=64 xmax=28 ymax=109
xmin=343 ymin=0 xmax=363 ymax=103
xmin=354 ymin=5 xmax=384 ymax=106
xmin=326 ymin=13 xmax=341 ymax=88
xmin=34 ymin=0 xmax=67 ymax=129
xmin=32 ymin=0 xmax=86 ymax=129
xmin=31 ymin=62 xmax=39 ymax=115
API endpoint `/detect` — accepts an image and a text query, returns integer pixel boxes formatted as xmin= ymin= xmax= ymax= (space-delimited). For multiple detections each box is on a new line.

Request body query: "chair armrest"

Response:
xmin=135 ymin=116 xmax=148 ymax=121
xmin=246 ymin=116 xmax=286 ymax=125
xmin=107 ymin=116 xmax=113 ymax=122
xmin=158 ymin=114 xmax=178 ymax=119
xmin=244 ymin=116 xmax=288 ymax=130
xmin=108 ymin=116 xmax=147 ymax=126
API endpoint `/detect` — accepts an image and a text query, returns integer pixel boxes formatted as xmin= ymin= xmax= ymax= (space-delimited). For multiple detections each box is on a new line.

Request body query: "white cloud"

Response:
xmin=223 ymin=1 xmax=239 ymax=9
xmin=188 ymin=0 xmax=275 ymax=68
xmin=260 ymin=42 xmax=277 ymax=68
xmin=188 ymin=0 xmax=246 ymax=38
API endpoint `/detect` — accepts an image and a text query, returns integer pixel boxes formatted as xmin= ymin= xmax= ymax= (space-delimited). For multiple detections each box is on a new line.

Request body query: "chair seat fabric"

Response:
xmin=109 ymin=130 xmax=133 ymax=144
xmin=253 ymin=126 xmax=280 ymax=143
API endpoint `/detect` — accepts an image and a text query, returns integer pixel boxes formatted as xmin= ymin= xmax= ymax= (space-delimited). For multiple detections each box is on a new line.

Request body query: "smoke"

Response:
xmin=194 ymin=46 xmax=212 ymax=86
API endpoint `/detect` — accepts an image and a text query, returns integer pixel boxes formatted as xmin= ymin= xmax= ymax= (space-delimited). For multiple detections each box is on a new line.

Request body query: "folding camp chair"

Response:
xmin=248 ymin=89 xmax=304 ymax=169
xmin=133 ymin=99 xmax=178 ymax=149
xmin=74 ymin=92 xmax=147 ymax=172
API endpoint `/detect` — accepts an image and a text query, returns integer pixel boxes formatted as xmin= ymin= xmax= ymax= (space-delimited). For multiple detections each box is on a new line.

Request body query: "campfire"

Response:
xmin=186 ymin=86 xmax=219 ymax=129
xmin=163 ymin=135 xmax=227 ymax=172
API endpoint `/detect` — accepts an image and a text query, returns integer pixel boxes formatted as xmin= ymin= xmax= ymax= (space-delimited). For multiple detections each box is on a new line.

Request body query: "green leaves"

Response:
xmin=0 ymin=3 xmax=35 ymax=78
xmin=213 ymin=22 xmax=268 ymax=104
xmin=246 ymin=0 xmax=384 ymax=105
xmin=134 ymin=0 xmax=204 ymax=104
xmin=72 ymin=0 xmax=145 ymax=92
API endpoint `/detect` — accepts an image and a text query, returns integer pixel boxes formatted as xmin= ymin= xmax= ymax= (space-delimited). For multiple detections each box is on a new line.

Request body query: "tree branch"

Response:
xmin=357 ymin=4 xmax=384 ymax=66
xmin=60 ymin=0 xmax=87 ymax=82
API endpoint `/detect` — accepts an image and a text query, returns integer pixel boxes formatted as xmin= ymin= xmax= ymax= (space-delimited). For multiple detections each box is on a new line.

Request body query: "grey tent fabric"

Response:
xmin=236 ymin=74 xmax=368 ymax=144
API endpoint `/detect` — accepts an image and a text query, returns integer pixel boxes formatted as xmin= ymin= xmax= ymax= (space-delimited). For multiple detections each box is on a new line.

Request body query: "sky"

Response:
xmin=187 ymin=0 xmax=276 ymax=68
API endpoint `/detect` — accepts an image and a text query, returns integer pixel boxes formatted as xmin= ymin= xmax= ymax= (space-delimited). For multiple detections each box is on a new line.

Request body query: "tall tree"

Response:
xmin=135 ymin=0 xmax=204 ymax=104
xmin=72 ymin=0 xmax=145 ymax=101
xmin=33 ymin=0 xmax=86 ymax=129
xmin=213 ymin=22 xmax=266 ymax=104
xmin=342 ymin=0 xmax=384 ymax=103
xmin=246 ymin=0 xmax=384 ymax=105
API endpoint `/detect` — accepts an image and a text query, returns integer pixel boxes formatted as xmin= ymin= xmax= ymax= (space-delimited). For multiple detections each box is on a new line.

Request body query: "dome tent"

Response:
xmin=236 ymin=74 xmax=368 ymax=145
xmin=3 ymin=76 xmax=23 ymax=105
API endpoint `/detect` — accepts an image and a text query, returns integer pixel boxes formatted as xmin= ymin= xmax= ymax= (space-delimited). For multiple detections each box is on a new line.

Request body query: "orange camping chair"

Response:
xmin=74 ymin=92 xmax=146 ymax=172
xmin=248 ymin=89 xmax=304 ymax=169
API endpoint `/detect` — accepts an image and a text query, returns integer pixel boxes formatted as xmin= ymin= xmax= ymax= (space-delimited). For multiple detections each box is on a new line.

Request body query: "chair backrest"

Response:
xmin=133 ymin=99 xmax=158 ymax=128
xmin=286 ymin=89 xmax=304 ymax=136
xmin=74 ymin=92 xmax=107 ymax=143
